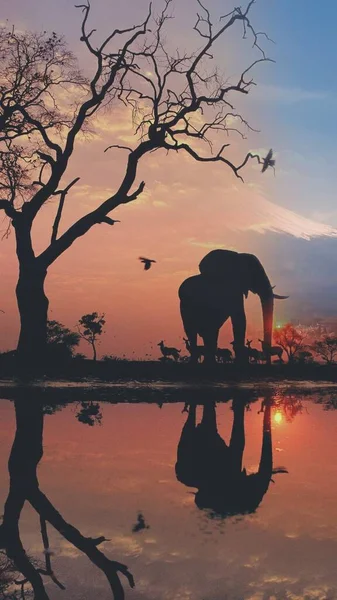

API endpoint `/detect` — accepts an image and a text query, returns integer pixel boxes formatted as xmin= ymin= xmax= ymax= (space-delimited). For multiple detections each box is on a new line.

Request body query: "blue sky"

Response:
xmin=251 ymin=0 xmax=337 ymax=216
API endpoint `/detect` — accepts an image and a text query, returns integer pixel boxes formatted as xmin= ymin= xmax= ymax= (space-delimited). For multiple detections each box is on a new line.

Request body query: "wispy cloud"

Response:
xmin=187 ymin=184 xmax=337 ymax=242
xmin=241 ymin=194 xmax=337 ymax=239
xmin=186 ymin=238 xmax=226 ymax=250
xmin=254 ymin=84 xmax=328 ymax=104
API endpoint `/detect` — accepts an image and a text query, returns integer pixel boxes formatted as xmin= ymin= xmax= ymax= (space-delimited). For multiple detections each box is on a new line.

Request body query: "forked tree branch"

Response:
xmin=39 ymin=516 xmax=66 ymax=590
xmin=0 ymin=199 xmax=18 ymax=219
xmin=50 ymin=177 xmax=80 ymax=243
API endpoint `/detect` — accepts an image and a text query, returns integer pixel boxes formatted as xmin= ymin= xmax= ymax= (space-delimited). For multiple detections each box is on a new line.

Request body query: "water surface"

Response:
xmin=1 ymin=389 xmax=337 ymax=599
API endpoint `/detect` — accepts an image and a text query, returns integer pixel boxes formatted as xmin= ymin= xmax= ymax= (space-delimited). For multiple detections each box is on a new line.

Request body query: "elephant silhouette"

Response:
xmin=175 ymin=393 xmax=288 ymax=517
xmin=0 ymin=399 xmax=134 ymax=599
xmin=179 ymin=249 xmax=288 ymax=364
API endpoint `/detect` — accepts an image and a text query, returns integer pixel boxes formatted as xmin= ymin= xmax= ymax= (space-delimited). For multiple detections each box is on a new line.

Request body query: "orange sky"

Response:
xmin=1 ymin=1 xmax=337 ymax=359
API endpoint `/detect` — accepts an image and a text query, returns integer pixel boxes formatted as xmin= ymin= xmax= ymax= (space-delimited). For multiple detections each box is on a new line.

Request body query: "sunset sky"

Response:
xmin=1 ymin=0 xmax=337 ymax=358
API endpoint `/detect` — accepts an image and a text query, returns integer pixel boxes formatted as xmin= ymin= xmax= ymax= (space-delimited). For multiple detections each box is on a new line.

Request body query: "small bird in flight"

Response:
xmin=261 ymin=148 xmax=275 ymax=173
xmin=139 ymin=257 xmax=156 ymax=271
xmin=132 ymin=513 xmax=150 ymax=533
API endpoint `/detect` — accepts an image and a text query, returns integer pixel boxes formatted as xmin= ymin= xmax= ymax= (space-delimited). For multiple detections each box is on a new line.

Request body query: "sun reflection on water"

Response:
xmin=273 ymin=410 xmax=283 ymax=425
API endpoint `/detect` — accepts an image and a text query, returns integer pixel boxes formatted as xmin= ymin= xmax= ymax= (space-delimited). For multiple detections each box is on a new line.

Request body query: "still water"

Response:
xmin=1 ymin=387 xmax=337 ymax=599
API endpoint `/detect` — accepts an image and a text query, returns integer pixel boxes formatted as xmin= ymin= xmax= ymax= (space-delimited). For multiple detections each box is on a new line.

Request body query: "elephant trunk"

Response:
xmin=258 ymin=400 xmax=272 ymax=478
xmin=260 ymin=292 xmax=274 ymax=351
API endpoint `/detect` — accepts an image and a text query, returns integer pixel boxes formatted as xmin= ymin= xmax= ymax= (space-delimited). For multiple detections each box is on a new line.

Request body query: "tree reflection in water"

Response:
xmin=0 ymin=549 xmax=31 ymax=599
xmin=0 ymin=399 xmax=134 ymax=600
xmin=176 ymin=392 xmax=288 ymax=517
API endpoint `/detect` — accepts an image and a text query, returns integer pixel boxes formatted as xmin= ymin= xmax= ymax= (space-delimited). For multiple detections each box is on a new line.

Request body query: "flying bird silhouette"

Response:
xmin=132 ymin=513 xmax=150 ymax=533
xmin=261 ymin=148 xmax=275 ymax=173
xmin=139 ymin=257 xmax=156 ymax=271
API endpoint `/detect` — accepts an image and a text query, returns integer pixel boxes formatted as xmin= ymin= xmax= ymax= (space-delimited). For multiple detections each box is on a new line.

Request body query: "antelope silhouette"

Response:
xmin=183 ymin=337 xmax=204 ymax=362
xmin=158 ymin=341 xmax=181 ymax=362
xmin=258 ymin=339 xmax=283 ymax=362
xmin=215 ymin=348 xmax=233 ymax=363
xmin=246 ymin=339 xmax=265 ymax=363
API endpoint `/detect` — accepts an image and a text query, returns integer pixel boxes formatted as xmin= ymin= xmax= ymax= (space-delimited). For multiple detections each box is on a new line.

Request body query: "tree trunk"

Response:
xmin=92 ymin=341 xmax=97 ymax=362
xmin=16 ymin=263 xmax=49 ymax=375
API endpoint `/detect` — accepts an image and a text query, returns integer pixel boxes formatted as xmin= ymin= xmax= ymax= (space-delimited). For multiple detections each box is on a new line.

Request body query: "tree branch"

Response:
xmin=30 ymin=488 xmax=134 ymax=600
xmin=50 ymin=177 xmax=80 ymax=243
xmin=39 ymin=516 xmax=66 ymax=590
xmin=104 ymin=145 xmax=133 ymax=153
xmin=0 ymin=199 xmax=18 ymax=219
xmin=18 ymin=107 xmax=62 ymax=157
xmin=38 ymin=140 xmax=152 ymax=266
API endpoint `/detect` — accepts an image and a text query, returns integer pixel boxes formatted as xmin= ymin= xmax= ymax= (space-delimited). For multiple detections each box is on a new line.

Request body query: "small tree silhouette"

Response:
xmin=46 ymin=320 xmax=80 ymax=364
xmin=312 ymin=336 xmax=337 ymax=364
xmin=273 ymin=324 xmax=305 ymax=363
xmin=76 ymin=401 xmax=102 ymax=426
xmin=77 ymin=313 xmax=105 ymax=361
xmin=47 ymin=320 xmax=80 ymax=349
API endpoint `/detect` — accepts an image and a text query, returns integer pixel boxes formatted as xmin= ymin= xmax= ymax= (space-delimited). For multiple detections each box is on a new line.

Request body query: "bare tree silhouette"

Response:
xmin=0 ymin=1 xmax=274 ymax=372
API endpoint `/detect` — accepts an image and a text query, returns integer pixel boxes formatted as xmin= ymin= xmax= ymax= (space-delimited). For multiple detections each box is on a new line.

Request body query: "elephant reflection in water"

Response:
xmin=176 ymin=394 xmax=288 ymax=516
xmin=0 ymin=400 xmax=134 ymax=600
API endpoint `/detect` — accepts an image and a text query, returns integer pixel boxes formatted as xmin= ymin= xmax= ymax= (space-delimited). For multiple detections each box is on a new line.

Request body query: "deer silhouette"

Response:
xmin=215 ymin=348 xmax=233 ymax=363
xmin=175 ymin=393 xmax=288 ymax=516
xmin=158 ymin=340 xmax=181 ymax=362
xmin=183 ymin=338 xmax=204 ymax=362
xmin=258 ymin=339 xmax=283 ymax=362
xmin=246 ymin=339 xmax=265 ymax=363
xmin=230 ymin=340 xmax=250 ymax=363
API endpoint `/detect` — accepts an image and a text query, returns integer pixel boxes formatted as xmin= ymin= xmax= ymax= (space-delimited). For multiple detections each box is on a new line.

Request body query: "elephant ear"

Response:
xmin=199 ymin=249 xmax=239 ymax=280
xmin=239 ymin=253 xmax=272 ymax=297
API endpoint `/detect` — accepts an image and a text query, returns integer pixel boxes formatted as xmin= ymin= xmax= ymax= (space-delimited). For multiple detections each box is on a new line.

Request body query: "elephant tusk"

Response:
xmin=273 ymin=294 xmax=289 ymax=299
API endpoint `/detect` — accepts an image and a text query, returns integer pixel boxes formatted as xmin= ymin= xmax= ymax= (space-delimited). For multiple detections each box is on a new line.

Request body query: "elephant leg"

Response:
xmin=200 ymin=401 xmax=218 ymax=434
xmin=202 ymin=329 xmax=219 ymax=365
xmin=187 ymin=335 xmax=199 ymax=364
xmin=186 ymin=333 xmax=199 ymax=364
xmin=229 ymin=397 xmax=246 ymax=473
xmin=183 ymin=403 xmax=197 ymax=429
xmin=231 ymin=300 xmax=247 ymax=364
xmin=177 ymin=404 xmax=197 ymax=457
xmin=175 ymin=403 xmax=199 ymax=486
